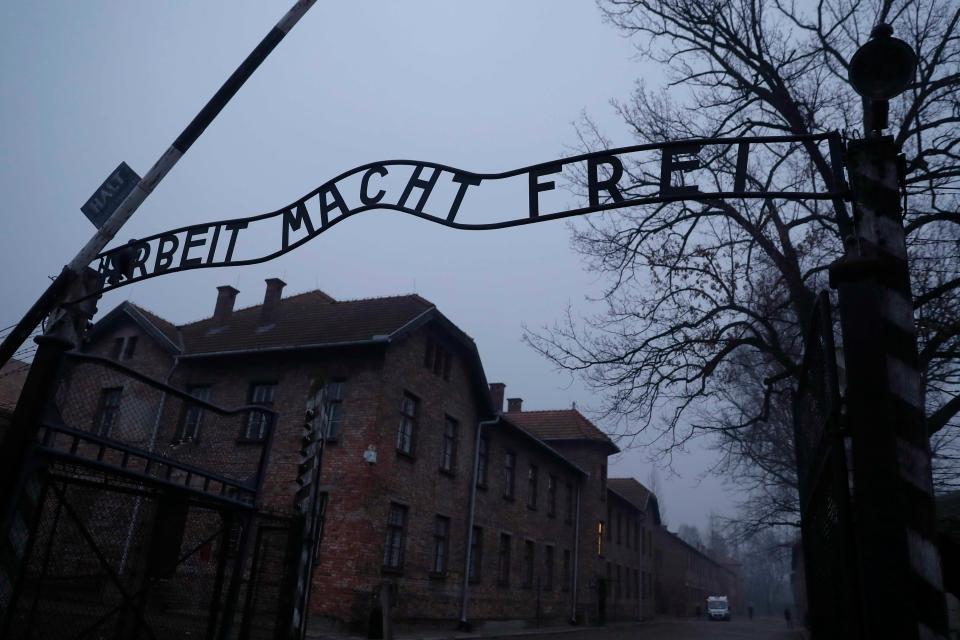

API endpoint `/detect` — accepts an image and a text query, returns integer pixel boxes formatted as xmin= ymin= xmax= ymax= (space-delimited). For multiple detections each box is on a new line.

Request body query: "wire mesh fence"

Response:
xmin=1 ymin=350 xmax=301 ymax=640
xmin=792 ymin=292 xmax=860 ymax=638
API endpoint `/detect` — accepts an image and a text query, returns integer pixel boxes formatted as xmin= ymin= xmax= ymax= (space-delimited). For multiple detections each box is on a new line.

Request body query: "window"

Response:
xmin=244 ymin=383 xmax=275 ymax=441
xmin=600 ymin=464 xmax=607 ymax=501
xmin=597 ymin=521 xmax=605 ymax=557
xmin=562 ymin=549 xmax=571 ymax=592
xmin=545 ymin=545 xmax=554 ymax=591
xmin=497 ymin=534 xmax=511 ymax=586
xmin=94 ymin=388 xmax=122 ymax=436
xmin=564 ymin=482 xmax=574 ymax=524
xmin=477 ymin=436 xmax=489 ymax=487
xmin=397 ymin=393 xmax=418 ymax=455
xmin=641 ymin=526 xmax=646 ymax=555
xmin=177 ymin=385 xmax=210 ymax=442
xmin=469 ymin=526 xmax=482 ymax=583
xmin=432 ymin=516 xmax=450 ymax=576
xmin=503 ymin=451 xmax=516 ymax=500
xmin=527 ymin=465 xmax=538 ymax=510
xmin=111 ymin=336 xmax=138 ymax=361
xmin=424 ymin=339 xmax=451 ymax=381
xmin=522 ymin=540 xmax=535 ymax=589
xmin=440 ymin=416 xmax=458 ymax=473
xmin=626 ymin=565 xmax=631 ymax=599
xmin=634 ymin=522 xmax=640 ymax=551
xmin=547 ymin=474 xmax=557 ymax=517
xmin=324 ymin=379 xmax=345 ymax=439
xmin=616 ymin=564 xmax=621 ymax=597
xmin=383 ymin=503 xmax=407 ymax=570
xmin=617 ymin=511 xmax=622 ymax=545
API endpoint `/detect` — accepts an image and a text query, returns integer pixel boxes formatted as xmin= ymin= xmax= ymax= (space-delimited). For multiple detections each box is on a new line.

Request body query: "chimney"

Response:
xmin=489 ymin=383 xmax=505 ymax=413
xmin=507 ymin=397 xmax=523 ymax=413
xmin=212 ymin=285 xmax=239 ymax=325
xmin=260 ymin=278 xmax=286 ymax=325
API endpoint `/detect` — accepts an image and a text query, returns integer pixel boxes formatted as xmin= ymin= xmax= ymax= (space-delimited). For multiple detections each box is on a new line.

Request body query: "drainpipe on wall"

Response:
xmin=571 ymin=481 xmax=581 ymax=625
xmin=119 ymin=355 xmax=179 ymax=574
xmin=459 ymin=415 xmax=500 ymax=630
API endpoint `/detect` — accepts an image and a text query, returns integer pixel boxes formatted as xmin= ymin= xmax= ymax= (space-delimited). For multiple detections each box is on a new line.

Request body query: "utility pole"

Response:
xmin=0 ymin=0 xmax=317 ymax=368
xmin=830 ymin=24 xmax=948 ymax=639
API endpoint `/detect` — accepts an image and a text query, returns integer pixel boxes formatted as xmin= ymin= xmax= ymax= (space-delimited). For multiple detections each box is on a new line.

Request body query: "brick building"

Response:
xmin=653 ymin=526 xmax=742 ymax=618
xmin=66 ymin=279 xmax=663 ymax=629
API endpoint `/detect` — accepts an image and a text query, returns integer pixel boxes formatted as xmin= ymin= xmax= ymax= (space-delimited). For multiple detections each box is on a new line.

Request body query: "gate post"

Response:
xmin=829 ymin=136 xmax=947 ymax=638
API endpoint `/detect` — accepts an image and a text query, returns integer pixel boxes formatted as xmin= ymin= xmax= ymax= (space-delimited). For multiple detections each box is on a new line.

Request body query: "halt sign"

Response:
xmin=81 ymin=161 xmax=142 ymax=229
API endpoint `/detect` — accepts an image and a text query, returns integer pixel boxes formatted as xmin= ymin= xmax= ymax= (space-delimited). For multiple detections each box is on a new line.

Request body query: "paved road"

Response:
xmin=517 ymin=618 xmax=803 ymax=640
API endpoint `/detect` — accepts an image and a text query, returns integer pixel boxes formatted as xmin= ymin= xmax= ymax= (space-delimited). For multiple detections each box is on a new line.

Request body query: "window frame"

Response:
xmin=469 ymin=526 xmax=483 ymax=583
xmin=503 ymin=451 xmax=516 ymax=500
xmin=564 ymin=481 xmax=574 ymax=524
xmin=383 ymin=503 xmax=408 ymax=572
xmin=431 ymin=515 xmax=451 ymax=578
xmin=242 ymin=382 xmax=276 ymax=442
xmin=440 ymin=415 xmax=458 ymax=475
xmin=176 ymin=384 xmax=211 ymax=443
xmin=497 ymin=533 xmax=512 ymax=587
xmin=396 ymin=392 xmax=419 ymax=457
xmin=93 ymin=387 xmax=123 ymax=437
xmin=527 ymin=464 xmax=538 ymax=510
xmin=547 ymin=474 xmax=557 ymax=518
xmin=476 ymin=436 xmax=489 ymax=488
xmin=324 ymin=379 xmax=346 ymax=441
xmin=522 ymin=539 xmax=535 ymax=589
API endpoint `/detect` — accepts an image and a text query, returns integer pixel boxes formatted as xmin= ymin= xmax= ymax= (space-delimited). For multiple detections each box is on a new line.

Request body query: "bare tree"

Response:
xmin=526 ymin=0 xmax=960 ymax=529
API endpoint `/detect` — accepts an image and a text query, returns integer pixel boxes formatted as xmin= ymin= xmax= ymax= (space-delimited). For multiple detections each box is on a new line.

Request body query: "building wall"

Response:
xmin=57 ymin=310 xmax=665 ymax=629
xmin=653 ymin=526 xmax=740 ymax=618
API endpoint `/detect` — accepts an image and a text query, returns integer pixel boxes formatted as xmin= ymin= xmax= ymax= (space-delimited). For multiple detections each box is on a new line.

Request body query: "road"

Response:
xmin=519 ymin=618 xmax=803 ymax=640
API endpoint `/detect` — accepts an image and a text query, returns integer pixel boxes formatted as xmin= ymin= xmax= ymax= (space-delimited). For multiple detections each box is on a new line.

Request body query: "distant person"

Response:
xmin=748 ymin=605 xmax=754 ymax=620
xmin=784 ymin=607 xmax=792 ymax=628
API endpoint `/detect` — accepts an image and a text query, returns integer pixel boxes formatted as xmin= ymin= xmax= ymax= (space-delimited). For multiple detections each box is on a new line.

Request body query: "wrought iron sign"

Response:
xmin=91 ymin=132 xmax=846 ymax=294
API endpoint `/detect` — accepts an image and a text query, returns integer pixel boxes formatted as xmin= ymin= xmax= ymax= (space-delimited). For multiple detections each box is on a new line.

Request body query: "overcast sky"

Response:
xmin=0 ymin=1 xmax=737 ymax=531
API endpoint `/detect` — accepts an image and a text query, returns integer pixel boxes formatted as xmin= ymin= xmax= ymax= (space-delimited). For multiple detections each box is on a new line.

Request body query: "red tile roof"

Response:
xmin=607 ymin=478 xmax=652 ymax=511
xmin=0 ymin=357 xmax=30 ymax=411
xmin=179 ymin=291 xmax=434 ymax=354
xmin=504 ymin=408 xmax=619 ymax=453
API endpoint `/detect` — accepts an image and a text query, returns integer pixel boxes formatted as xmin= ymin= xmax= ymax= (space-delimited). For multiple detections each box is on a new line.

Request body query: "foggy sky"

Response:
xmin=0 ymin=1 xmax=738 ymax=531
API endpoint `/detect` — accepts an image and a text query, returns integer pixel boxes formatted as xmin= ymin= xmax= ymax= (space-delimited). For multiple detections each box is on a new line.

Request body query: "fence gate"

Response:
xmin=0 ymin=352 xmax=301 ymax=640
xmin=792 ymin=292 xmax=861 ymax=638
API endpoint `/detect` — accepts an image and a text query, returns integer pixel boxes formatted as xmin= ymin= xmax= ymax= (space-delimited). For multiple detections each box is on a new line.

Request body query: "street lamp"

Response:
xmin=848 ymin=24 xmax=918 ymax=135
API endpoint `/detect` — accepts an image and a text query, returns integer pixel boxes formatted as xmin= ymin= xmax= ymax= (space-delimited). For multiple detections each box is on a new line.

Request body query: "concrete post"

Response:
xmin=829 ymin=135 xmax=947 ymax=638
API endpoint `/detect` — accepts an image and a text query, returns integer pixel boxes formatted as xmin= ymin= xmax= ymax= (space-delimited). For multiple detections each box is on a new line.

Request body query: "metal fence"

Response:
xmin=1 ymin=352 xmax=300 ymax=640
xmin=792 ymin=292 xmax=861 ymax=639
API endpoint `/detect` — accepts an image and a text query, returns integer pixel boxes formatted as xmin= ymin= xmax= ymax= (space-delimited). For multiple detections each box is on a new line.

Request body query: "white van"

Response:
xmin=707 ymin=596 xmax=730 ymax=621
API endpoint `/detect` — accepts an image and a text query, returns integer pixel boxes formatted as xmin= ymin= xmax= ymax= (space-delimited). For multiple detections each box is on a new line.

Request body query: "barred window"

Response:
xmin=383 ymin=503 xmax=407 ymax=570
xmin=432 ymin=516 xmax=450 ymax=575
xmin=397 ymin=393 xmax=418 ymax=455
xmin=94 ymin=388 xmax=122 ymax=437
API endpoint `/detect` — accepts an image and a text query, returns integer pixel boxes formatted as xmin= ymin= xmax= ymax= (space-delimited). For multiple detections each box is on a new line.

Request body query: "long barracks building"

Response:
xmin=72 ymin=279 xmax=667 ymax=630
